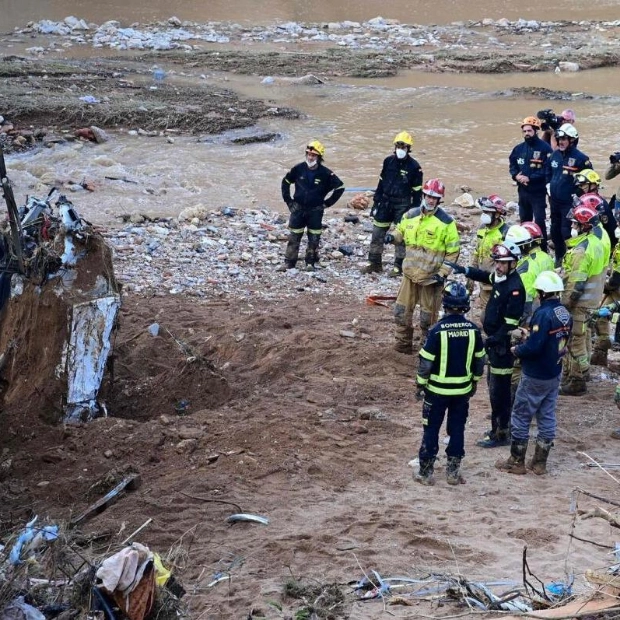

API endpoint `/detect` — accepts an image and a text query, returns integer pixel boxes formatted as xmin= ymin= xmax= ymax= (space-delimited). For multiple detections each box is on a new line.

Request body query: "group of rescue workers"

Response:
xmin=279 ymin=113 xmax=620 ymax=486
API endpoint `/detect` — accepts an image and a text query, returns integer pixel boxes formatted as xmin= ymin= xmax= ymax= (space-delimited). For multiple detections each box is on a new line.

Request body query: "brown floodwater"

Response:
xmin=3 ymin=0 xmax=620 ymax=224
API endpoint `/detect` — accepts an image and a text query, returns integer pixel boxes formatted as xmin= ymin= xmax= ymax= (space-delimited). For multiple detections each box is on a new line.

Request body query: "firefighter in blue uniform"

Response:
xmin=509 ymin=116 xmax=553 ymax=251
xmin=546 ymin=123 xmax=592 ymax=265
xmin=362 ymin=131 xmax=423 ymax=276
xmin=414 ymin=282 xmax=486 ymax=486
xmin=279 ymin=140 xmax=345 ymax=271
xmin=446 ymin=241 xmax=526 ymax=448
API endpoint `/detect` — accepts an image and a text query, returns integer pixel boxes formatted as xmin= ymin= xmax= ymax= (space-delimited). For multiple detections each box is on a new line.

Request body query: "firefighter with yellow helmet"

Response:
xmin=280 ymin=140 xmax=345 ymax=271
xmin=361 ymin=131 xmax=423 ymax=276
xmin=508 ymin=116 xmax=553 ymax=251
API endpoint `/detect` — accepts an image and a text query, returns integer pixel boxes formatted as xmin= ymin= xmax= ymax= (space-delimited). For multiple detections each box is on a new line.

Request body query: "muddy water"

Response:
xmin=4 ymin=0 xmax=620 ymax=32
xmin=8 ymin=65 xmax=620 ymax=226
xmin=5 ymin=0 xmax=620 ymax=224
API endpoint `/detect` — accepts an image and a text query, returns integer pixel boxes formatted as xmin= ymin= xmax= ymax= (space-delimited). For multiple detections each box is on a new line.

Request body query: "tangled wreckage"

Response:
xmin=0 ymin=145 xmax=120 ymax=422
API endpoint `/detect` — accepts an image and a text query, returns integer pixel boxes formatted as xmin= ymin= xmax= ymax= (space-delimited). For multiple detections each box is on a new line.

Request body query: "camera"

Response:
xmin=536 ymin=109 xmax=564 ymax=132
xmin=610 ymin=152 xmax=620 ymax=165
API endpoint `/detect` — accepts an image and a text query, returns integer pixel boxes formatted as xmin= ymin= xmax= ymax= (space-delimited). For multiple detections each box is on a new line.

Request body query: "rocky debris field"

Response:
xmin=104 ymin=198 xmax=492 ymax=301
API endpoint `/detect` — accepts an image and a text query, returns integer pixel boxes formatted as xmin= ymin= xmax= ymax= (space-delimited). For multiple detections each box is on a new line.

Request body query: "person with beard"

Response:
xmin=509 ymin=116 xmax=553 ymax=251
xmin=546 ymin=123 xmax=592 ymax=266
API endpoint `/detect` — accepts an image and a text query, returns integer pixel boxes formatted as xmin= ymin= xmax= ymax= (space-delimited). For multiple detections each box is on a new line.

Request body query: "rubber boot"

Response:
xmin=590 ymin=342 xmax=610 ymax=367
xmin=284 ymin=231 xmax=303 ymax=266
xmin=389 ymin=247 xmax=405 ymax=278
xmin=394 ymin=326 xmax=414 ymax=354
xmin=361 ymin=261 xmax=383 ymax=274
xmin=527 ymin=439 xmax=552 ymax=475
xmin=495 ymin=440 xmax=528 ymax=475
xmin=446 ymin=457 xmax=464 ymax=485
xmin=305 ymin=233 xmax=321 ymax=270
xmin=477 ymin=427 xmax=510 ymax=448
xmin=559 ymin=378 xmax=587 ymax=396
xmin=415 ymin=458 xmax=435 ymax=486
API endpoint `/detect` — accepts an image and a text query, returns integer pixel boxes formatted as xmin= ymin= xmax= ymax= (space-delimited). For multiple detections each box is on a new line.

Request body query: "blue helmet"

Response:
xmin=442 ymin=281 xmax=470 ymax=312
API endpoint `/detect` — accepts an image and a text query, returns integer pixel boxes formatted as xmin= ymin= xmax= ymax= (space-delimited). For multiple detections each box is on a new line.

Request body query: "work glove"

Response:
xmin=431 ymin=274 xmax=445 ymax=286
xmin=384 ymin=233 xmax=395 ymax=244
xmin=444 ymin=260 xmax=469 ymax=276
xmin=415 ymin=386 xmax=426 ymax=402
xmin=468 ymin=382 xmax=478 ymax=399
xmin=595 ymin=307 xmax=613 ymax=319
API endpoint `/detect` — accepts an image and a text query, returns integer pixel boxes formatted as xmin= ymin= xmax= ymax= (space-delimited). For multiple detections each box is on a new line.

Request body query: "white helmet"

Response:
xmin=555 ymin=123 xmax=578 ymax=140
xmin=490 ymin=241 xmax=521 ymax=262
xmin=505 ymin=224 xmax=532 ymax=248
xmin=534 ymin=270 xmax=564 ymax=293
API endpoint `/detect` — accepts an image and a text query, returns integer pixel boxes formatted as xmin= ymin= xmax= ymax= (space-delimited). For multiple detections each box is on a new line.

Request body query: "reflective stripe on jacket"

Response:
xmin=416 ymin=315 xmax=486 ymax=396
xmin=561 ymin=232 xmax=606 ymax=309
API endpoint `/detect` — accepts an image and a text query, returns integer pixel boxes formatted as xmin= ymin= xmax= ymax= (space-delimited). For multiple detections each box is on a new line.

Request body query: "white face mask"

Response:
xmin=480 ymin=213 xmax=493 ymax=225
xmin=570 ymin=228 xmax=579 ymax=238
xmin=494 ymin=273 xmax=507 ymax=283
xmin=395 ymin=148 xmax=407 ymax=159
xmin=306 ymin=157 xmax=318 ymax=168
xmin=615 ymin=228 xmax=620 ymax=239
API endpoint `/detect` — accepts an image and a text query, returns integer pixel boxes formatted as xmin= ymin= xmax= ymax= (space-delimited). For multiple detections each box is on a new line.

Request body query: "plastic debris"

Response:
xmin=226 ymin=513 xmax=269 ymax=525
xmin=9 ymin=516 xmax=59 ymax=565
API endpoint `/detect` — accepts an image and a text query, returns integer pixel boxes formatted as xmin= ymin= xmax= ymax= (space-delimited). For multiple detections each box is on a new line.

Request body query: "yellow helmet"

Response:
xmin=574 ymin=169 xmax=601 ymax=186
xmin=306 ymin=140 xmax=325 ymax=158
xmin=393 ymin=131 xmax=413 ymax=147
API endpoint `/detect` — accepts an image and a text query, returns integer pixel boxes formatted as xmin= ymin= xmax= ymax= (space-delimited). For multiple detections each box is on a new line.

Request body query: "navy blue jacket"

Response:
xmin=514 ymin=298 xmax=573 ymax=379
xmin=546 ymin=145 xmax=592 ymax=205
xmin=281 ymin=163 xmax=345 ymax=210
xmin=374 ymin=154 xmax=423 ymax=208
xmin=509 ymin=136 xmax=552 ymax=190
xmin=417 ymin=314 xmax=485 ymax=396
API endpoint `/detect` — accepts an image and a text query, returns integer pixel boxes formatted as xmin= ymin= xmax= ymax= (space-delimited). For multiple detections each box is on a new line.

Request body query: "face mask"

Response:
xmin=421 ymin=200 xmax=436 ymax=214
xmin=480 ymin=213 xmax=493 ymax=225
xmin=494 ymin=273 xmax=507 ymax=283
xmin=395 ymin=148 xmax=407 ymax=159
xmin=615 ymin=228 xmax=620 ymax=239
xmin=570 ymin=228 xmax=579 ymax=238
xmin=306 ymin=157 xmax=318 ymax=168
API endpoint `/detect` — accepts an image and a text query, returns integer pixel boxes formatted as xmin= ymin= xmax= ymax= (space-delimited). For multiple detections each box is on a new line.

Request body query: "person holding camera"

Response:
xmin=361 ymin=131 xmax=423 ymax=277
xmin=546 ymin=124 xmax=592 ymax=266
xmin=539 ymin=108 xmax=576 ymax=150
xmin=279 ymin=140 xmax=345 ymax=271
xmin=414 ymin=282 xmax=485 ymax=486
xmin=605 ymin=150 xmax=620 ymax=212
xmin=509 ymin=116 xmax=553 ymax=250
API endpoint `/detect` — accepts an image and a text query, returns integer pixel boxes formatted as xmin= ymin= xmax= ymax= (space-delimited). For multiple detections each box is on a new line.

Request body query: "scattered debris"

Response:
xmin=226 ymin=513 xmax=269 ymax=526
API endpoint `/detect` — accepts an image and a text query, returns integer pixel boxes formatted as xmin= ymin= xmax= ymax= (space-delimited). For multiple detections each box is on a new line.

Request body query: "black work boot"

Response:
xmin=527 ymin=439 xmax=552 ymax=475
xmin=361 ymin=262 xmax=383 ymax=274
xmin=495 ymin=440 xmax=528 ymax=474
xmin=415 ymin=458 xmax=435 ymax=486
xmin=446 ymin=457 xmax=464 ymax=485
xmin=559 ymin=378 xmax=587 ymax=396
xmin=477 ymin=428 xmax=510 ymax=448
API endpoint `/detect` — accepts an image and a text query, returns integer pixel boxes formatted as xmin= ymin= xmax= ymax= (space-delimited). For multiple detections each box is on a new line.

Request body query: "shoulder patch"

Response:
xmin=512 ymin=290 xmax=520 ymax=295
xmin=554 ymin=305 xmax=571 ymax=325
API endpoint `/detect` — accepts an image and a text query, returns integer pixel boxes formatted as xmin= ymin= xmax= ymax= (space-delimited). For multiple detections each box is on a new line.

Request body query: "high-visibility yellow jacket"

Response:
xmin=593 ymin=222 xmax=611 ymax=266
xmin=561 ymin=232 xmax=607 ymax=310
xmin=517 ymin=248 xmax=555 ymax=302
xmin=471 ymin=220 xmax=508 ymax=290
xmin=393 ymin=207 xmax=460 ymax=284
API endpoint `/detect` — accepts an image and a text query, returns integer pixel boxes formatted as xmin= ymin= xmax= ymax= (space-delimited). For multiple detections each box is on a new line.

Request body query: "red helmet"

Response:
xmin=422 ymin=178 xmax=445 ymax=199
xmin=578 ymin=192 xmax=605 ymax=214
xmin=567 ymin=203 xmax=598 ymax=229
xmin=521 ymin=221 xmax=543 ymax=240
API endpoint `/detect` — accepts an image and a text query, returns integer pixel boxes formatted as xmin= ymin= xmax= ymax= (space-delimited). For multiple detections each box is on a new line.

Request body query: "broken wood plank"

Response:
xmin=70 ymin=474 xmax=141 ymax=527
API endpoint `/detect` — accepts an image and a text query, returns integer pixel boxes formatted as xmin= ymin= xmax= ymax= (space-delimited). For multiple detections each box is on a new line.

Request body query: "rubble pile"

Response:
xmin=105 ymin=198 xmax=495 ymax=301
xmin=16 ymin=15 xmax=620 ymax=55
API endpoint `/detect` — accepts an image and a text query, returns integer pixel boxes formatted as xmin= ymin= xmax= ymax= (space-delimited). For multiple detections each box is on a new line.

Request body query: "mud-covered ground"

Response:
xmin=2 ymin=16 xmax=620 ymax=620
